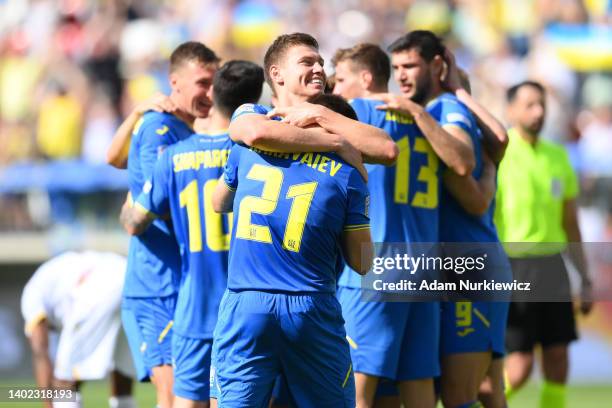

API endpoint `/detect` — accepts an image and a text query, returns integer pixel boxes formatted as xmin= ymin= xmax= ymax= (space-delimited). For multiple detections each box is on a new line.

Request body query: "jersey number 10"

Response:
xmin=179 ymin=179 xmax=233 ymax=253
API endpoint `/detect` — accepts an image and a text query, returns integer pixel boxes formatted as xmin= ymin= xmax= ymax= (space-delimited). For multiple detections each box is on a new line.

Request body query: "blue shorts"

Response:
xmin=338 ymin=286 xmax=440 ymax=381
xmin=440 ymin=300 xmax=509 ymax=357
xmin=173 ymin=334 xmax=212 ymax=401
xmin=270 ymin=375 xmax=296 ymax=406
xmin=121 ymin=295 xmax=176 ymax=381
xmin=212 ymin=290 xmax=355 ymax=408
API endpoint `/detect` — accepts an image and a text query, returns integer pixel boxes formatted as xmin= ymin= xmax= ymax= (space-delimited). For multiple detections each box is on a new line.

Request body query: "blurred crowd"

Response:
xmin=0 ymin=0 xmax=611 ymax=233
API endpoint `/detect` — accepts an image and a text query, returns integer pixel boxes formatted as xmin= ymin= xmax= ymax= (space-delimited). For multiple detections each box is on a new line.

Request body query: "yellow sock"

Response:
xmin=504 ymin=370 xmax=516 ymax=401
xmin=539 ymin=380 xmax=566 ymax=408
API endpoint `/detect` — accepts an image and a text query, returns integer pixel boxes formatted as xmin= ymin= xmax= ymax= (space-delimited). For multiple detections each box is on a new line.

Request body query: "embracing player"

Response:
xmin=209 ymin=32 xmax=403 ymax=406
xmin=212 ymin=90 xmax=373 ymax=406
xmin=119 ymin=42 xmax=219 ymax=408
xmin=382 ymin=31 xmax=510 ymax=408
xmin=119 ymin=60 xmax=265 ymax=408
xmin=332 ymin=41 xmax=474 ymax=408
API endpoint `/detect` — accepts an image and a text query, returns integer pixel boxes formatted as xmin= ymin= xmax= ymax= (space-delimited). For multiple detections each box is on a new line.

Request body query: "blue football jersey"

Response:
xmin=230 ymin=102 xmax=271 ymax=121
xmin=124 ymin=111 xmax=192 ymax=298
xmin=338 ymin=98 xmax=441 ymax=288
xmin=427 ymin=93 xmax=498 ymax=243
xmin=136 ymin=132 xmax=233 ymax=338
xmin=223 ymin=106 xmax=369 ymax=293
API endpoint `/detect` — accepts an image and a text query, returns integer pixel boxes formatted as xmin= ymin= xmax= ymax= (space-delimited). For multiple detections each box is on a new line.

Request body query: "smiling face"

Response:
xmin=391 ymin=48 xmax=437 ymax=105
xmin=170 ymin=60 xmax=217 ymax=119
xmin=332 ymin=60 xmax=366 ymax=99
xmin=271 ymin=44 xmax=326 ymax=103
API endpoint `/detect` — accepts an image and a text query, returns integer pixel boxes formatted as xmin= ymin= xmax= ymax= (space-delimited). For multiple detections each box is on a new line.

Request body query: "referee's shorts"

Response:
xmin=506 ymin=253 xmax=578 ymax=353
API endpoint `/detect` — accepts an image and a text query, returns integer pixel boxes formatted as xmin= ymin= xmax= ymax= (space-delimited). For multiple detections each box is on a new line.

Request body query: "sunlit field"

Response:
xmin=1 ymin=380 xmax=611 ymax=407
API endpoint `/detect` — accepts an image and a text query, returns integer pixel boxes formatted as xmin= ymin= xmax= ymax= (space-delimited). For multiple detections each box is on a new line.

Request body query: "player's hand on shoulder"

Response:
xmin=441 ymin=49 xmax=464 ymax=93
xmin=370 ymin=93 xmax=422 ymax=116
xmin=337 ymin=137 xmax=368 ymax=182
xmin=267 ymin=102 xmax=326 ymax=128
xmin=369 ymin=92 xmax=397 ymax=108
xmin=134 ymin=92 xmax=177 ymax=115
xmin=303 ymin=125 xmax=367 ymax=181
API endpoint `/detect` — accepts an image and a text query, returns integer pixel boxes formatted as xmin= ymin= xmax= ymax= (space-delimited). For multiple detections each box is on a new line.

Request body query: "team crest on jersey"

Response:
xmin=157 ymin=145 xmax=168 ymax=157
xmin=156 ymin=125 xmax=169 ymax=135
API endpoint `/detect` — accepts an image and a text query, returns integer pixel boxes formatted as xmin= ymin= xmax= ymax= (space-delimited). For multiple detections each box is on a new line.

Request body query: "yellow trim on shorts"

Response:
xmin=158 ymin=320 xmax=174 ymax=343
xmin=343 ymin=224 xmax=370 ymax=232
xmin=346 ymin=335 xmax=358 ymax=350
xmin=342 ymin=363 xmax=353 ymax=388
xmin=473 ymin=307 xmax=491 ymax=328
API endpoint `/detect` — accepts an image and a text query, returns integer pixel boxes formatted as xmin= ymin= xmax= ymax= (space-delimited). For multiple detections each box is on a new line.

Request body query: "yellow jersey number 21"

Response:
xmin=235 ymin=164 xmax=317 ymax=253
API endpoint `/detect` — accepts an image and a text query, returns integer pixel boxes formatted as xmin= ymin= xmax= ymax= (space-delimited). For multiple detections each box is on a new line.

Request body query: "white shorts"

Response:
xmin=53 ymin=266 xmax=135 ymax=381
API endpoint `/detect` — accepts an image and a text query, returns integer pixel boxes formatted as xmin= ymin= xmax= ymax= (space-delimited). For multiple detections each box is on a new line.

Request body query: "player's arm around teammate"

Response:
xmin=211 ymin=179 xmax=235 ymax=214
xmin=380 ymin=32 xmax=482 ymax=176
xmin=119 ymin=191 xmax=157 ymax=236
xmin=441 ymin=49 xmax=508 ymax=165
xmin=370 ymin=92 xmax=474 ymax=177
xmin=443 ymin=149 xmax=497 ymax=216
xmin=212 ymin=146 xmax=374 ymax=276
xmin=229 ymin=107 xmax=369 ymax=180
xmin=267 ymin=102 xmax=399 ymax=165
xmin=120 ymin=42 xmax=220 ymax=408
xmin=438 ymin=53 xmax=505 ymax=216
xmin=227 ymin=35 xmax=398 ymax=167
xmin=435 ymin=55 xmax=509 ymax=408
xmin=106 ymin=94 xmax=179 ymax=169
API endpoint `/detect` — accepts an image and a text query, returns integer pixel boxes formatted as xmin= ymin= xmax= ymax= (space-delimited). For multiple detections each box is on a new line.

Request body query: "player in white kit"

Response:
xmin=21 ymin=251 xmax=136 ymax=408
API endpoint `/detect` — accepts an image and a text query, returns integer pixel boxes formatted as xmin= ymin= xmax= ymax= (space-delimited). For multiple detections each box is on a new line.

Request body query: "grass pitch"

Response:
xmin=0 ymin=380 xmax=611 ymax=407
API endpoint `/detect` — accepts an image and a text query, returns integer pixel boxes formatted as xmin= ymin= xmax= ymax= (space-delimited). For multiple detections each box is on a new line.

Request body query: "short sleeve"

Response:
xmin=223 ymin=144 xmax=243 ymax=191
xmin=562 ymin=148 xmax=579 ymax=199
xmin=428 ymin=97 xmax=475 ymax=135
xmin=21 ymin=268 xmax=49 ymax=336
xmin=230 ymin=103 xmax=270 ymax=122
xmin=349 ymin=98 xmax=372 ymax=124
xmin=135 ymin=149 xmax=171 ymax=217
xmin=139 ymin=118 xmax=182 ymax=182
xmin=344 ymin=170 xmax=370 ymax=231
